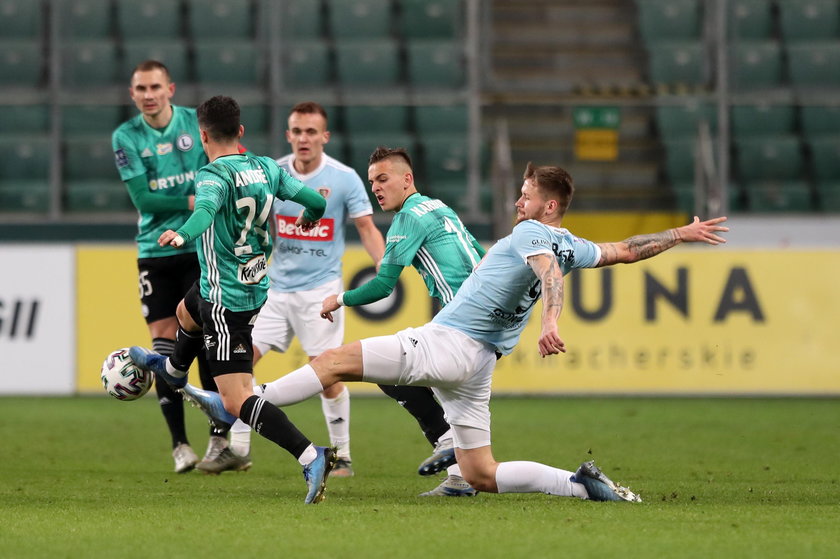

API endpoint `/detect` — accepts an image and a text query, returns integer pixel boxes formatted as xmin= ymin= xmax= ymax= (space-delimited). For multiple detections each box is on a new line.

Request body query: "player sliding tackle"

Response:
xmin=184 ymin=162 xmax=729 ymax=502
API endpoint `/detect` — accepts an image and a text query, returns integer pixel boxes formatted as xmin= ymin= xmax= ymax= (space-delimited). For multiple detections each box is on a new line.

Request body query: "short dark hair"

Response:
xmin=523 ymin=162 xmax=574 ymax=217
xmin=368 ymin=146 xmax=413 ymax=170
xmin=196 ymin=96 xmax=241 ymax=142
xmin=131 ymin=60 xmax=171 ymax=81
xmin=289 ymin=101 xmax=328 ymax=126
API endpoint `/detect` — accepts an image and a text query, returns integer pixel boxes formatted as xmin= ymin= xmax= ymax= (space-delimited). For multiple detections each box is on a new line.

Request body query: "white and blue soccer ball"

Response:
xmin=101 ymin=348 xmax=153 ymax=401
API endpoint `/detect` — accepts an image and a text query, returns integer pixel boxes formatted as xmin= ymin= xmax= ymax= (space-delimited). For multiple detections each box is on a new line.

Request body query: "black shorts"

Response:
xmin=137 ymin=252 xmax=200 ymax=324
xmin=183 ymin=282 xmax=259 ymax=377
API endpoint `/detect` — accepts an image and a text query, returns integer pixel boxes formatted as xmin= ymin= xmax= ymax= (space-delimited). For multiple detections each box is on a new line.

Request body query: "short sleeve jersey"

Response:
xmin=269 ymin=154 xmax=372 ymax=292
xmin=190 ymin=154 xmax=305 ymax=312
xmin=111 ymin=105 xmax=206 ymax=258
xmin=434 ymin=219 xmax=602 ymax=354
xmin=382 ymin=193 xmax=483 ymax=305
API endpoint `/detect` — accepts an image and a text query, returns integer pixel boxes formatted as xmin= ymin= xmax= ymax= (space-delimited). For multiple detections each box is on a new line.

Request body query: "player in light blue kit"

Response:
xmin=225 ymin=162 xmax=728 ymax=501
xmin=214 ymin=102 xmax=385 ymax=476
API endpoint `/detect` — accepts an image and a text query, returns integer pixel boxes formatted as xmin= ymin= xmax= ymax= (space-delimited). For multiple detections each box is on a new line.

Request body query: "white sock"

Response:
xmin=437 ymin=428 xmax=453 ymax=444
xmin=320 ymin=386 xmax=351 ymax=459
xmin=495 ymin=461 xmax=588 ymax=498
xmin=446 ymin=464 xmax=462 ymax=477
xmin=260 ymin=364 xmax=324 ymax=407
xmin=298 ymin=444 xmax=317 ymax=466
xmin=165 ymin=358 xmax=187 ymax=378
xmin=230 ymin=419 xmax=252 ymax=456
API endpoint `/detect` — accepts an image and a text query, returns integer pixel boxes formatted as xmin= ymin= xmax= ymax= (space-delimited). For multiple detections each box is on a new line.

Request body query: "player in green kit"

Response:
xmin=112 ymin=60 xmax=240 ymax=473
xmin=129 ymin=95 xmax=335 ymax=504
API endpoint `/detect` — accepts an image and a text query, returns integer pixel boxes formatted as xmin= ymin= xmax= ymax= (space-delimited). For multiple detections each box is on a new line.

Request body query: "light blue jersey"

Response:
xmin=268 ymin=154 xmax=373 ymax=292
xmin=434 ymin=219 xmax=602 ymax=355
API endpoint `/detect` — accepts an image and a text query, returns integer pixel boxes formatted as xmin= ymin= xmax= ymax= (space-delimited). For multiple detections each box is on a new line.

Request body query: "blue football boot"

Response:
xmin=128 ymin=346 xmax=187 ymax=389
xmin=182 ymin=383 xmax=237 ymax=427
xmin=573 ymin=460 xmax=642 ymax=502
xmin=302 ymin=446 xmax=337 ymax=504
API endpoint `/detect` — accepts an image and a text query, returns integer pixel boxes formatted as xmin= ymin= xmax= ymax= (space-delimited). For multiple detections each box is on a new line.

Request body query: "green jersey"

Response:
xmin=112 ymin=105 xmax=206 ymax=258
xmin=382 ymin=193 xmax=483 ymax=304
xmin=181 ymin=154 xmax=307 ymax=312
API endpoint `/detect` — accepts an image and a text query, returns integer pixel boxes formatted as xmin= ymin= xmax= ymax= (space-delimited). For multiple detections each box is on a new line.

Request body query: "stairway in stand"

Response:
xmin=484 ymin=0 xmax=669 ymax=211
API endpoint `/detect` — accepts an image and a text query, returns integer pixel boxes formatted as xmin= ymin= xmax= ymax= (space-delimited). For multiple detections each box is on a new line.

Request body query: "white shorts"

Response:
xmin=360 ymin=323 xmax=497 ymax=449
xmin=252 ymin=278 xmax=344 ymax=357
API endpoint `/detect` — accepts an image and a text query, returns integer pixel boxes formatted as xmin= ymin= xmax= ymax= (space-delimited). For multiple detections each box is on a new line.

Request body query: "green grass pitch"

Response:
xmin=1 ymin=395 xmax=839 ymax=558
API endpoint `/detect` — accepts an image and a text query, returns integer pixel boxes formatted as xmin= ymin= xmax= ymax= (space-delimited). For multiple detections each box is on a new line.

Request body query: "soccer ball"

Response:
xmin=101 ymin=348 xmax=153 ymax=401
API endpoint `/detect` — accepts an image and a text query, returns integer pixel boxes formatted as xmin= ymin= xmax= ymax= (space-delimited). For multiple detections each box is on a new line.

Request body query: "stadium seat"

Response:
xmin=194 ymin=41 xmax=263 ymax=86
xmin=398 ymin=0 xmax=461 ymax=39
xmin=663 ymin=138 xmax=698 ymax=183
xmin=731 ymin=104 xmax=796 ymax=137
xmin=655 ymin=102 xmax=716 ymax=141
xmin=671 ymin=182 xmax=745 ymax=213
xmin=808 ymin=136 xmax=840 ymax=180
xmin=0 ymin=136 xmax=50 ymax=180
xmin=282 ymin=0 xmax=325 ymax=38
xmin=123 ymin=41 xmax=190 ymax=82
xmin=343 ymin=106 xmax=410 ymax=136
xmin=62 ymin=105 xmax=124 ymax=135
xmin=406 ymin=40 xmax=465 ymax=89
xmin=729 ymin=0 xmax=774 ymax=40
xmin=735 ymin=135 xmax=804 ymax=181
xmin=64 ymin=137 xmax=120 ymax=181
xmin=187 ymin=0 xmax=254 ymax=40
xmin=787 ymin=42 xmax=840 ymax=88
xmin=728 ymin=41 xmax=783 ymax=90
xmin=415 ymin=105 xmax=468 ymax=136
xmin=61 ymin=41 xmax=120 ymax=87
xmin=324 ymin=133 xmax=347 ymax=162
xmin=0 ymin=105 xmax=49 ymax=134
xmin=239 ymin=105 xmax=270 ymax=135
xmin=816 ymin=180 xmax=840 ymax=210
xmin=117 ymin=0 xmax=181 ymax=40
xmin=65 ymin=181 xmax=133 ymax=212
xmin=744 ymin=180 xmax=813 ymax=212
xmin=777 ymin=0 xmax=840 ymax=42
xmin=59 ymin=0 xmax=112 ymax=39
xmin=0 ymin=40 xmax=43 ymax=88
xmin=0 ymin=180 xmax=50 ymax=213
xmin=335 ymin=40 xmax=401 ymax=88
xmin=419 ymin=135 xmax=468 ymax=183
xmin=636 ymin=0 xmax=702 ymax=45
xmin=0 ymin=0 xmax=42 ymax=39
xmin=327 ymin=0 xmax=392 ymax=39
xmin=800 ymin=105 xmax=840 ymax=137
xmin=646 ymin=42 xmax=705 ymax=86
xmin=283 ymin=41 xmax=331 ymax=88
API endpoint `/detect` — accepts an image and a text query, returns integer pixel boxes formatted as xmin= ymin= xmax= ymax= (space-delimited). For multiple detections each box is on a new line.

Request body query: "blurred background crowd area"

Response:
xmin=1 ymin=0 xmax=839 ymax=234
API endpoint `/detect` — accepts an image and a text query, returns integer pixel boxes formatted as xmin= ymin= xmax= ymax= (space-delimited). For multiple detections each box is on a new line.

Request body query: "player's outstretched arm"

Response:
xmin=595 ymin=216 xmax=728 ymax=267
xmin=527 ymin=253 xmax=567 ymax=358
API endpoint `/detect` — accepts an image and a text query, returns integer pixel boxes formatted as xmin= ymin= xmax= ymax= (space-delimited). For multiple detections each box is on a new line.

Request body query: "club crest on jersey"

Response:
xmin=238 ymin=254 xmax=268 ymax=284
xmin=176 ymin=134 xmax=194 ymax=151
xmin=156 ymin=143 xmax=173 ymax=155
xmin=317 ymin=186 xmax=331 ymax=199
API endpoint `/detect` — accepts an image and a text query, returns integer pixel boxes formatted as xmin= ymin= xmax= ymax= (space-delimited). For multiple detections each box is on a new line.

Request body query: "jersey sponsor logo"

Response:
xmin=238 ymin=254 xmax=268 ymax=284
xmin=140 ymin=148 xmax=153 ymax=157
xmin=275 ymin=215 xmax=334 ymax=241
xmin=114 ymin=148 xmax=129 ymax=168
xmin=149 ymin=170 xmax=196 ymax=190
xmin=234 ymin=168 xmax=268 ymax=186
xmin=386 ymin=234 xmax=407 ymax=244
xmin=409 ymin=199 xmax=446 ymax=217
xmin=317 ymin=186 xmax=331 ymax=199
xmin=531 ymin=238 xmax=551 ymax=247
xmin=156 ymin=143 xmax=173 ymax=155
xmin=176 ymin=133 xmax=194 ymax=151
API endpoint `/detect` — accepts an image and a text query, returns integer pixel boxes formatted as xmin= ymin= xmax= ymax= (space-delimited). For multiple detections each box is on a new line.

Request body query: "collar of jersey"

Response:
xmin=283 ymin=153 xmax=330 ymax=182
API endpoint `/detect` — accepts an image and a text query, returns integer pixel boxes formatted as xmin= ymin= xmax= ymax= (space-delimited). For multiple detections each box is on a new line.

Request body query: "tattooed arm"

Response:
xmin=596 ymin=216 xmax=729 ymax=267
xmin=526 ymin=253 xmax=567 ymax=357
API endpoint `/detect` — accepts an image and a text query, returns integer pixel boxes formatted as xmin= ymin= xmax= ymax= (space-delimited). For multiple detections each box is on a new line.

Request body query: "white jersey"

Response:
xmin=269 ymin=153 xmax=372 ymax=292
xmin=434 ymin=219 xmax=602 ymax=355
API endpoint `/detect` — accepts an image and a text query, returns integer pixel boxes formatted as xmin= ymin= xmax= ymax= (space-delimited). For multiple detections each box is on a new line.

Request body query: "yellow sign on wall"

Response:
xmin=77 ymin=246 xmax=840 ymax=396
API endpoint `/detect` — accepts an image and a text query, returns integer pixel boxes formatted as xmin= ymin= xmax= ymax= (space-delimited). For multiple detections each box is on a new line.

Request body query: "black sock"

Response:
xmin=153 ymin=337 xmax=187 ymax=448
xmin=170 ymin=326 xmax=203 ymax=372
xmin=197 ymin=354 xmax=228 ymax=438
xmin=378 ymin=384 xmax=450 ymax=446
xmin=240 ymin=395 xmax=311 ymax=459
